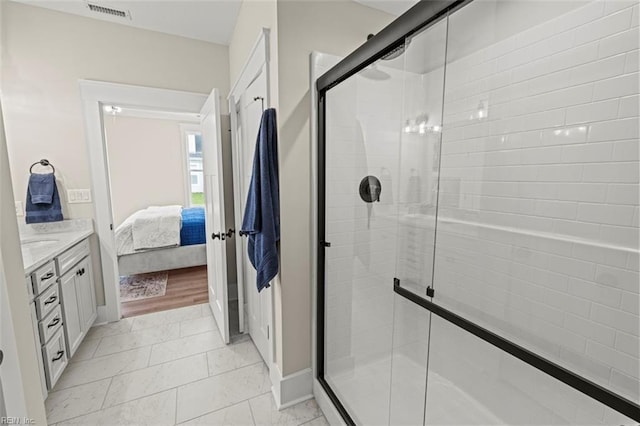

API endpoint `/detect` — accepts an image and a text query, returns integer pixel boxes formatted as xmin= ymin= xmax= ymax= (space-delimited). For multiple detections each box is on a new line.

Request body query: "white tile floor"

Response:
xmin=46 ymin=303 xmax=328 ymax=426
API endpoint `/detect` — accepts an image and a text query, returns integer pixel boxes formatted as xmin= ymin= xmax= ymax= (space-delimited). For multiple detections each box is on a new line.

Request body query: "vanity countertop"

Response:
xmin=20 ymin=219 xmax=94 ymax=275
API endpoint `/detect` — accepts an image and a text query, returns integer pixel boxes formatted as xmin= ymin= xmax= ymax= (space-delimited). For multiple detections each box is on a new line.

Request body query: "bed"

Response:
xmin=115 ymin=206 xmax=207 ymax=276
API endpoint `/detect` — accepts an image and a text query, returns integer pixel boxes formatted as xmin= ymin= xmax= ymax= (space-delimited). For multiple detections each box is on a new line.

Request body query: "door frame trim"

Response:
xmin=79 ymin=80 xmax=208 ymax=323
xmin=228 ymin=26 xmax=276 ymax=385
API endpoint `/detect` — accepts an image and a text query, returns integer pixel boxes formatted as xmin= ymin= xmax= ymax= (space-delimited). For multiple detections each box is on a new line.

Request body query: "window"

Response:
xmin=185 ymin=131 xmax=204 ymax=206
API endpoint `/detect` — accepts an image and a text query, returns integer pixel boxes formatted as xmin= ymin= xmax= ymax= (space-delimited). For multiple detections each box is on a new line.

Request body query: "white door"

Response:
xmin=201 ymin=89 xmax=231 ymax=344
xmin=234 ymin=67 xmax=272 ymax=363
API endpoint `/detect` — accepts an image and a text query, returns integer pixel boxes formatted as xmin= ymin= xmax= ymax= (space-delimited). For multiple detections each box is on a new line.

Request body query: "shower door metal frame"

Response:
xmin=315 ymin=0 xmax=640 ymax=423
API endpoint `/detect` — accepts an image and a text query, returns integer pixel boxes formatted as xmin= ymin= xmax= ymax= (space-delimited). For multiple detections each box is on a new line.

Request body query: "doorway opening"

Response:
xmin=80 ymin=81 xmax=240 ymax=344
xmin=101 ymin=105 xmax=210 ymax=318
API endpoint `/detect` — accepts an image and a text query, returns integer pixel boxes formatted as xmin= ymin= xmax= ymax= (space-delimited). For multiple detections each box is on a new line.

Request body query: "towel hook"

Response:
xmin=29 ymin=159 xmax=55 ymax=174
xmin=253 ymin=96 xmax=264 ymax=112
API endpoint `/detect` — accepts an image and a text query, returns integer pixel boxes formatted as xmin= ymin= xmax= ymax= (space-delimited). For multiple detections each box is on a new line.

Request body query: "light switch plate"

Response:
xmin=67 ymin=189 xmax=92 ymax=204
xmin=15 ymin=201 xmax=24 ymax=217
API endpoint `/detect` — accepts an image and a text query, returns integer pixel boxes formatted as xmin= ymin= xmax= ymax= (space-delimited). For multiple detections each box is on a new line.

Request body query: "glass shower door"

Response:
xmin=422 ymin=0 xmax=638 ymax=424
xmin=322 ymin=51 xmax=405 ymax=424
xmin=388 ymin=16 xmax=448 ymax=426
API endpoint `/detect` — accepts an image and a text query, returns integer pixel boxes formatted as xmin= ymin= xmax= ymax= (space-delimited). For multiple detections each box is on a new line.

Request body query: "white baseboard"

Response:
xmin=313 ymin=379 xmax=346 ymax=426
xmin=95 ymin=305 xmax=109 ymax=325
xmin=270 ymin=365 xmax=313 ymax=410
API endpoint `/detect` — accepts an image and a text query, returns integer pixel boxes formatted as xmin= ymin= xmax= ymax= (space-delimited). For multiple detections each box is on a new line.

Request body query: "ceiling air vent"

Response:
xmin=87 ymin=3 xmax=130 ymax=19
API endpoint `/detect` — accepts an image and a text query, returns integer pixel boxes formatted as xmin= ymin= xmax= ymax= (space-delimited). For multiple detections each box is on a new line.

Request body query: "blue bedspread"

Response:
xmin=180 ymin=207 xmax=206 ymax=246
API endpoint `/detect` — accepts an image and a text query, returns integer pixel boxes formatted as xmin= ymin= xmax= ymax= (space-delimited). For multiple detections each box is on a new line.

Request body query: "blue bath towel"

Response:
xmin=25 ymin=173 xmax=63 ymax=224
xmin=28 ymin=173 xmax=55 ymax=204
xmin=241 ymin=108 xmax=280 ymax=292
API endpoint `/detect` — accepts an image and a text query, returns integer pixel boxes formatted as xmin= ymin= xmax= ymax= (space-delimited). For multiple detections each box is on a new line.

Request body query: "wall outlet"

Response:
xmin=15 ymin=201 xmax=24 ymax=217
xmin=67 ymin=189 xmax=92 ymax=204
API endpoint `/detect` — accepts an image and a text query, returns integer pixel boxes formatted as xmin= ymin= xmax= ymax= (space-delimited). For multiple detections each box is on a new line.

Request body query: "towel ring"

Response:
xmin=29 ymin=159 xmax=55 ymax=174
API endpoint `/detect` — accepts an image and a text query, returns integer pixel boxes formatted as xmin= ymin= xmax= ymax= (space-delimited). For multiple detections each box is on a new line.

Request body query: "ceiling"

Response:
xmin=10 ymin=0 xmax=243 ymax=45
xmin=11 ymin=0 xmax=416 ymax=46
xmin=353 ymin=0 xmax=418 ymax=16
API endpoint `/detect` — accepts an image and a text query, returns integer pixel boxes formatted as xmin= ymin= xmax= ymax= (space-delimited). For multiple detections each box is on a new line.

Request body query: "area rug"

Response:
xmin=119 ymin=272 xmax=168 ymax=302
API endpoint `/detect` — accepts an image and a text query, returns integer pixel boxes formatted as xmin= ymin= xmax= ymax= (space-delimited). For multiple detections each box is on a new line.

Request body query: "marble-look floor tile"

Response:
xmin=54 ymin=347 xmax=151 ymax=390
xmin=94 ymin=323 xmax=180 ymax=357
xmin=180 ymin=400 xmax=255 ymax=425
xmin=149 ymin=330 xmax=224 ymax=365
xmin=69 ymin=338 xmax=100 ymax=362
xmin=57 ymin=389 xmax=177 ymax=426
xmin=201 ymin=303 xmax=213 ymax=317
xmin=176 ymin=363 xmax=271 ymax=423
xmin=131 ymin=305 xmax=204 ymax=332
xmin=207 ymin=340 xmax=262 ymax=376
xmin=300 ymin=416 xmax=329 ymax=426
xmin=103 ymin=353 xmax=209 ymax=407
xmin=180 ymin=315 xmax=218 ymax=337
xmin=45 ymin=378 xmax=111 ymax=423
xmin=87 ymin=318 xmax=134 ymax=339
xmin=249 ymin=394 xmax=322 ymax=426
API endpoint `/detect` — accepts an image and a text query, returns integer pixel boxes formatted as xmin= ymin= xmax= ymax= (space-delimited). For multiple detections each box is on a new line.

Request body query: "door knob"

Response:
xmin=212 ymin=232 xmax=226 ymax=241
xmin=225 ymin=229 xmax=235 ymax=238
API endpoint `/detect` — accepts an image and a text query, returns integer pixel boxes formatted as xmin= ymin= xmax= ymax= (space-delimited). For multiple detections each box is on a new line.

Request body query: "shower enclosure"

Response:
xmin=316 ymin=0 xmax=640 ymax=424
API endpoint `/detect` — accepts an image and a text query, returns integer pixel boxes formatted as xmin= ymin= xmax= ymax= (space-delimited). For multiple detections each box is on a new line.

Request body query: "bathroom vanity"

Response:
xmin=21 ymin=219 xmax=97 ymax=397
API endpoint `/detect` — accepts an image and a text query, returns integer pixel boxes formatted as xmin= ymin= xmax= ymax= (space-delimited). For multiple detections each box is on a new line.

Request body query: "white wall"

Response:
xmin=436 ymin=0 xmax=639 ymax=402
xmin=0 ymin=0 xmax=47 ymax=418
xmin=103 ymin=115 xmax=188 ymax=227
xmin=1 ymin=1 xmax=230 ymax=222
xmin=276 ymin=0 xmax=394 ymax=377
xmin=228 ymin=0 xmax=279 ymax=108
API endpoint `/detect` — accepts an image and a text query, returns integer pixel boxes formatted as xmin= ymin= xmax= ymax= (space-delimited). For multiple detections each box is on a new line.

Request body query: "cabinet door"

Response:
xmin=60 ymin=270 xmax=82 ymax=357
xmin=76 ymin=257 xmax=97 ymax=333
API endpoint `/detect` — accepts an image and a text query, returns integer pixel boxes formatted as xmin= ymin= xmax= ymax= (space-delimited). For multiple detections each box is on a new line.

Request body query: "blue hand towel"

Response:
xmin=28 ymin=173 xmax=55 ymax=204
xmin=241 ymin=108 xmax=280 ymax=292
xmin=25 ymin=173 xmax=63 ymax=224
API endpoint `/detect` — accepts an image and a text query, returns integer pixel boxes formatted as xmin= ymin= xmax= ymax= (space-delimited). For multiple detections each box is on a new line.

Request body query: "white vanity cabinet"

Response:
xmin=57 ymin=239 xmax=97 ymax=358
xmin=26 ymin=236 xmax=96 ymax=394
xmin=28 ymin=262 xmax=67 ymax=392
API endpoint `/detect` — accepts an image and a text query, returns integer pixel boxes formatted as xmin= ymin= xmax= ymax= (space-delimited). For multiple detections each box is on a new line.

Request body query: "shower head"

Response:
xmin=367 ymin=33 xmax=410 ymax=60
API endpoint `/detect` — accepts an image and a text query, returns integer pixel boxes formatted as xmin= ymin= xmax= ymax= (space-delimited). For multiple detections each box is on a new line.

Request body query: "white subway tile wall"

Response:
xmin=436 ymin=0 xmax=640 ymax=404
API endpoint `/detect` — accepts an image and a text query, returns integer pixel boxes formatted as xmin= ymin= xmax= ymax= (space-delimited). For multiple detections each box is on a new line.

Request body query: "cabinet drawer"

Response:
xmin=32 ymin=260 xmax=57 ymax=296
xmin=26 ymin=276 xmax=34 ymax=299
xmin=35 ymin=283 xmax=60 ymax=319
xmin=39 ymin=304 xmax=63 ymax=345
xmin=57 ymin=239 xmax=90 ymax=276
xmin=42 ymin=327 xmax=68 ymax=390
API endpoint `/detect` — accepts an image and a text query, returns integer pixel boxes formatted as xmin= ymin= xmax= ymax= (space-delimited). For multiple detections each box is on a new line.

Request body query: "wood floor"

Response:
xmin=121 ymin=266 xmax=208 ymax=318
